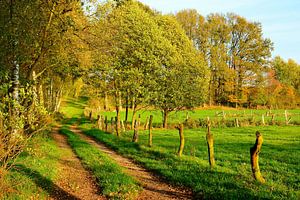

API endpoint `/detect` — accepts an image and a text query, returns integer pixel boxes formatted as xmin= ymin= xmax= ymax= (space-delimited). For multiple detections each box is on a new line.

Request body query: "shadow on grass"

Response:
xmin=81 ymin=128 xmax=264 ymax=200
xmin=13 ymin=164 xmax=80 ymax=200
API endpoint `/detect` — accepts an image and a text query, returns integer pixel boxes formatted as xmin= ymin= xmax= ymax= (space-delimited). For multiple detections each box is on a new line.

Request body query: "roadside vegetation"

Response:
xmin=0 ymin=131 xmax=62 ymax=199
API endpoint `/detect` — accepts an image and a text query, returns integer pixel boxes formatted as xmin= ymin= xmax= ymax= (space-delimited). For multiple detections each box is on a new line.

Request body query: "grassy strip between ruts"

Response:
xmin=59 ymin=126 xmax=141 ymax=200
xmin=79 ymin=122 xmax=300 ymax=200
xmin=1 ymin=131 xmax=61 ymax=199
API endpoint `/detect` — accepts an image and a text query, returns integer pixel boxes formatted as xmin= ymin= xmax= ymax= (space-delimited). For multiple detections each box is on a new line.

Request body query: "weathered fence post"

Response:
xmin=206 ymin=117 xmax=215 ymax=168
xmin=105 ymin=116 xmax=108 ymax=132
xmin=250 ymin=131 xmax=265 ymax=183
xmin=176 ymin=124 xmax=184 ymax=157
xmin=144 ymin=116 xmax=149 ymax=130
xmin=115 ymin=116 xmax=119 ymax=137
xmin=271 ymin=114 xmax=275 ymax=125
xmin=97 ymin=115 xmax=102 ymax=130
xmin=261 ymin=114 xmax=265 ymax=126
xmin=284 ymin=110 xmax=290 ymax=125
xmin=148 ymin=115 xmax=153 ymax=147
xmin=111 ymin=117 xmax=114 ymax=133
xmin=89 ymin=111 xmax=92 ymax=121
xmin=132 ymin=120 xmax=139 ymax=142
xmin=235 ymin=118 xmax=239 ymax=127
xmin=121 ymin=120 xmax=126 ymax=132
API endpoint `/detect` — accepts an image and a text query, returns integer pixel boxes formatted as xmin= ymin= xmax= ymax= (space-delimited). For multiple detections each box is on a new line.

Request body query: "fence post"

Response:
xmin=250 ymin=131 xmax=265 ymax=183
xmin=176 ymin=124 xmax=184 ymax=157
xmin=148 ymin=115 xmax=153 ymax=147
xmin=206 ymin=117 xmax=215 ymax=168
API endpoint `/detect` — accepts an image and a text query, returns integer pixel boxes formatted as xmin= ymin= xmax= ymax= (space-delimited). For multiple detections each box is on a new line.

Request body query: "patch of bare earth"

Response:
xmin=70 ymin=125 xmax=193 ymax=200
xmin=51 ymin=126 xmax=105 ymax=200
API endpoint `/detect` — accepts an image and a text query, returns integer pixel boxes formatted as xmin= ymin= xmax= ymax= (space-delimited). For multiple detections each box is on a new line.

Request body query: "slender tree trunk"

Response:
xmin=104 ymin=91 xmax=108 ymax=111
xmin=116 ymin=91 xmax=121 ymax=137
xmin=206 ymin=117 xmax=215 ymax=168
xmin=250 ymin=131 xmax=265 ymax=183
xmin=12 ymin=61 xmax=19 ymax=102
xmin=131 ymin=104 xmax=137 ymax=129
xmin=125 ymin=92 xmax=129 ymax=123
xmin=148 ymin=115 xmax=153 ymax=147
xmin=105 ymin=116 xmax=108 ymax=132
xmin=163 ymin=109 xmax=169 ymax=129
xmin=177 ymin=124 xmax=184 ymax=157
xmin=110 ymin=117 xmax=114 ymax=133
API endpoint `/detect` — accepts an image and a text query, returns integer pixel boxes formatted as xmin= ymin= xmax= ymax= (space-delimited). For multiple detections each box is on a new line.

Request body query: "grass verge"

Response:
xmin=1 ymin=131 xmax=62 ymax=199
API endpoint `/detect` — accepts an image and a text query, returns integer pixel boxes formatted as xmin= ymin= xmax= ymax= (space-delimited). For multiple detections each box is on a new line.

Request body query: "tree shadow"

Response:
xmin=13 ymin=164 xmax=80 ymax=200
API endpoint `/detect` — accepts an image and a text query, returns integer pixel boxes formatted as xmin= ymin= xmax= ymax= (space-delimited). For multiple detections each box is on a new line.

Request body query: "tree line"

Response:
xmin=1 ymin=0 xmax=299 ymax=136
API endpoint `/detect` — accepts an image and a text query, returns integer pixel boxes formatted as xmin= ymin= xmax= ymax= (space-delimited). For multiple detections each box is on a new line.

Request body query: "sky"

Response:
xmin=138 ymin=0 xmax=300 ymax=63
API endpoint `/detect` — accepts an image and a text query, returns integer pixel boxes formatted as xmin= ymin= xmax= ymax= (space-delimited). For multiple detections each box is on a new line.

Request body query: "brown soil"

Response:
xmin=70 ymin=125 xmax=193 ymax=200
xmin=51 ymin=126 xmax=106 ymax=200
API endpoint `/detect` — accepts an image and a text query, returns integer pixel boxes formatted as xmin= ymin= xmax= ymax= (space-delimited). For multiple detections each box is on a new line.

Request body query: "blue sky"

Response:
xmin=139 ymin=0 xmax=300 ymax=63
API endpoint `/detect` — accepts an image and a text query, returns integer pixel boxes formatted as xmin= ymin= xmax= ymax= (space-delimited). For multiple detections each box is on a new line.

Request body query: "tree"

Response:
xmin=153 ymin=15 xmax=209 ymax=128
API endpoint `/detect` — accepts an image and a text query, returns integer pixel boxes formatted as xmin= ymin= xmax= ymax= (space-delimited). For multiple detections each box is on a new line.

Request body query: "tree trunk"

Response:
xmin=163 ymin=109 xmax=169 ymax=129
xmin=105 ymin=116 xmax=108 ymax=132
xmin=131 ymin=105 xmax=137 ymax=129
xmin=125 ymin=92 xmax=129 ymax=123
xmin=110 ymin=117 xmax=114 ymax=133
xmin=12 ymin=61 xmax=19 ymax=102
xmin=116 ymin=91 xmax=121 ymax=137
xmin=206 ymin=117 xmax=215 ymax=168
xmin=104 ymin=91 xmax=108 ymax=111
xmin=250 ymin=131 xmax=265 ymax=183
xmin=148 ymin=115 xmax=153 ymax=147
xmin=176 ymin=124 xmax=184 ymax=157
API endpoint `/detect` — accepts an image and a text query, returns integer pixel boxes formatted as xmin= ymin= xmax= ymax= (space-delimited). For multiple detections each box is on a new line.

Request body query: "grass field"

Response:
xmin=83 ymin=104 xmax=300 ymax=127
xmin=61 ymin=97 xmax=300 ymax=199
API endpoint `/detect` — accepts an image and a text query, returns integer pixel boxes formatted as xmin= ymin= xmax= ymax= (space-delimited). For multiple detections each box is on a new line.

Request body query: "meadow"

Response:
xmin=63 ymin=97 xmax=300 ymax=199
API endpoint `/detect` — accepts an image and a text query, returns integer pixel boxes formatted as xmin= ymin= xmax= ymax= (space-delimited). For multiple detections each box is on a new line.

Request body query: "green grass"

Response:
xmin=1 ymin=131 xmax=62 ymax=199
xmin=60 ymin=125 xmax=141 ymax=200
xmin=88 ymin=107 xmax=300 ymax=127
xmin=62 ymin=97 xmax=300 ymax=199
xmin=79 ymin=121 xmax=300 ymax=199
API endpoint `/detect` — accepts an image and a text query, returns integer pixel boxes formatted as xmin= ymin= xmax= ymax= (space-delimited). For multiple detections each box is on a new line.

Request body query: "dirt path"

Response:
xmin=51 ymin=126 xmax=106 ymax=200
xmin=70 ymin=125 xmax=193 ymax=200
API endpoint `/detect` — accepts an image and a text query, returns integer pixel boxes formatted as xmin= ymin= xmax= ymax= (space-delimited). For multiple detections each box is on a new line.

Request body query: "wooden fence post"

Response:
xmin=235 ymin=118 xmax=239 ymax=127
xmin=261 ymin=115 xmax=265 ymax=126
xmin=206 ymin=117 xmax=215 ymax=168
xmin=144 ymin=116 xmax=149 ymax=130
xmin=250 ymin=131 xmax=265 ymax=183
xmin=132 ymin=120 xmax=139 ymax=142
xmin=148 ymin=115 xmax=153 ymax=147
xmin=115 ymin=116 xmax=119 ymax=137
xmin=97 ymin=115 xmax=102 ymax=130
xmin=111 ymin=117 xmax=114 ymax=133
xmin=121 ymin=120 xmax=125 ymax=132
xmin=105 ymin=116 xmax=108 ymax=132
xmin=176 ymin=124 xmax=184 ymax=157
xmin=284 ymin=110 xmax=290 ymax=125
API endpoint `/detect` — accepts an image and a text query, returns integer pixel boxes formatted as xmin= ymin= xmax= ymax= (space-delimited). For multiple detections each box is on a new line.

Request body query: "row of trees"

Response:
xmin=175 ymin=9 xmax=300 ymax=107
xmin=1 ymin=0 xmax=299 ymax=135
xmin=0 ymin=0 xmax=90 ymax=169
xmin=84 ymin=1 xmax=300 ymax=131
